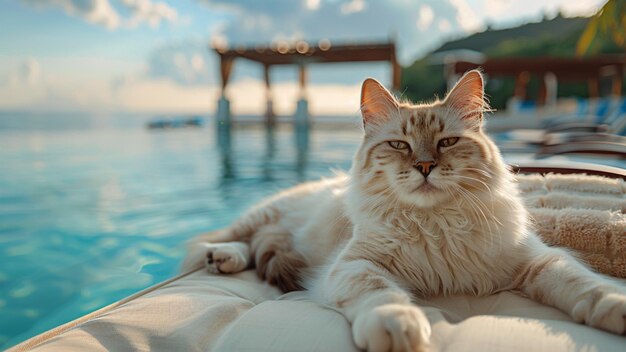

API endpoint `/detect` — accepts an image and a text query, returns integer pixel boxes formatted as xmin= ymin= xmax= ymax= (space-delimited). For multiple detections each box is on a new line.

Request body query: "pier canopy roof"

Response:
xmin=451 ymin=55 xmax=626 ymax=104
xmin=215 ymin=41 xmax=397 ymax=66
xmin=212 ymin=40 xmax=401 ymax=93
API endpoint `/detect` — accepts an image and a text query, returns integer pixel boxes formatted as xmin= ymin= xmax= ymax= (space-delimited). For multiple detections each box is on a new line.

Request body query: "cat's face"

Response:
xmin=355 ymin=70 xmax=502 ymax=208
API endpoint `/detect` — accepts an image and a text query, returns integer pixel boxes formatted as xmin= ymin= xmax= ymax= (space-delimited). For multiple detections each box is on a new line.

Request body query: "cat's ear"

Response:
xmin=360 ymin=78 xmax=398 ymax=126
xmin=443 ymin=70 xmax=486 ymax=123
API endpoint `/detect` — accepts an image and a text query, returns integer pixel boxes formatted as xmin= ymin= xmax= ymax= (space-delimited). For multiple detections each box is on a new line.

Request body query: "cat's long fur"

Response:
xmin=183 ymin=70 xmax=626 ymax=351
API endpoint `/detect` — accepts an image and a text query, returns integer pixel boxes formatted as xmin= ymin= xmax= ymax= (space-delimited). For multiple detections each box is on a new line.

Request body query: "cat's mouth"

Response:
xmin=413 ymin=181 xmax=438 ymax=193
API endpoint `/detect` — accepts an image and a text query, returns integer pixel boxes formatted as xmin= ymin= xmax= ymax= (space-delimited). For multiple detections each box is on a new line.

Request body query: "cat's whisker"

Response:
xmin=459 ymin=167 xmax=492 ymax=179
xmin=454 ymin=172 xmax=497 ymax=205
xmin=454 ymin=175 xmax=496 ymax=206
xmin=458 ymin=186 xmax=499 ymax=228
xmin=459 ymin=186 xmax=504 ymax=251
xmin=454 ymin=174 xmax=491 ymax=190
xmin=439 ymin=184 xmax=494 ymax=253
xmin=452 ymin=186 xmax=498 ymax=250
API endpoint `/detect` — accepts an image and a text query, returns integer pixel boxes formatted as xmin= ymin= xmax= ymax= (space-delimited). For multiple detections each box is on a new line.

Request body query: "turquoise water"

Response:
xmin=0 ymin=113 xmax=623 ymax=349
xmin=0 ymin=113 xmax=362 ymax=348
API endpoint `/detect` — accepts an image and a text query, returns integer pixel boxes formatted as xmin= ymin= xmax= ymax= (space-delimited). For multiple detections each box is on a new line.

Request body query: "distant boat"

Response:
xmin=147 ymin=116 xmax=204 ymax=129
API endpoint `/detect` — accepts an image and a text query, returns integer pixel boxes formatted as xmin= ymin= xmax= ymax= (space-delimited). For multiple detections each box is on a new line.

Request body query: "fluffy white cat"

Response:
xmin=183 ymin=70 xmax=626 ymax=351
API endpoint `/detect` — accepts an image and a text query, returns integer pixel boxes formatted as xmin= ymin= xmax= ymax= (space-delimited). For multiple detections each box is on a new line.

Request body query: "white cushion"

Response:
xmin=22 ymin=270 xmax=626 ymax=351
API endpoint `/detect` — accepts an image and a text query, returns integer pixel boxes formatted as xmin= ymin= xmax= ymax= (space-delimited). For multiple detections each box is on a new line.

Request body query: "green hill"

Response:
xmin=434 ymin=15 xmax=588 ymax=56
xmin=401 ymin=14 xmax=623 ymax=110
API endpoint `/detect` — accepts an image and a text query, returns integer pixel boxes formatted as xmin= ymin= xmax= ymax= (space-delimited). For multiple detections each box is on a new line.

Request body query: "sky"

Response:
xmin=0 ymin=0 xmax=607 ymax=115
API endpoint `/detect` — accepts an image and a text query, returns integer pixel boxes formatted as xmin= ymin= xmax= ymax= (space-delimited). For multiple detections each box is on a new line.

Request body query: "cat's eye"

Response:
xmin=438 ymin=137 xmax=459 ymax=148
xmin=388 ymin=141 xmax=409 ymax=150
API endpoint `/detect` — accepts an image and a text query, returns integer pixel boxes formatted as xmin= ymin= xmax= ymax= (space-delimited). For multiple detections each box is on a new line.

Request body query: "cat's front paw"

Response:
xmin=572 ymin=285 xmax=626 ymax=334
xmin=204 ymin=243 xmax=249 ymax=274
xmin=352 ymin=304 xmax=431 ymax=352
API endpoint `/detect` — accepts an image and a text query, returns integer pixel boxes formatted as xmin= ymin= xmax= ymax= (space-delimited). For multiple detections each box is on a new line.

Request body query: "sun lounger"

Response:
xmin=9 ymin=164 xmax=626 ymax=352
xmin=487 ymin=99 xmax=626 ymax=151
xmin=542 ymin=97 xmax=622 ymax=129
xmin=545 ymin=99 xmax=626 ymax=135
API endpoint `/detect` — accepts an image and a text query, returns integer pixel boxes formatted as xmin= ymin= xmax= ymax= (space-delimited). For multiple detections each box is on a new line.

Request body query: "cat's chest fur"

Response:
xmin=364 ymin=206 xmax=524 ymax=297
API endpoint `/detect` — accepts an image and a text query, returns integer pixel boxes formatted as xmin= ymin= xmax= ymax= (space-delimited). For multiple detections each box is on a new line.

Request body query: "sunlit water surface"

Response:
xmin=0 ymin=113 xmax=362 ymax=348
xmin=0 ymin=112 xmax=623 ymax=348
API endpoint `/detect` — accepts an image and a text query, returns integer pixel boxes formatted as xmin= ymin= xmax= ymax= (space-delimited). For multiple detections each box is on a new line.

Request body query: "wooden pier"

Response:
xmin=211 ymin=40 xmax=401 ymax=127
xmin=450 ymin=55 xmax=626 ymax=106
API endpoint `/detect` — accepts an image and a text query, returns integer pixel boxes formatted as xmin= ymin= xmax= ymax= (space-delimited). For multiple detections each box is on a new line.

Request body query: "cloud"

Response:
xmin=0 ymin=58 xmax=362 ymax=115
xmin=122 ymin=0 xmax=178 ymax=28
xmin=146 ymin=40 xmax=215 ymax=86
xmin=223 ymin=79 xmax=361 ymax=116
xmin=417 ymin=5 xmax=435 ymax=31
xmin=0 ymin=58 xmax=49 ymax=107
xmin=199 ymin=0 xmax=475 ymax=64
xmin=113 ymin=78 xmax=361 ymax=115
xmin=448 ymin=0 xmax=482 ymax=32
xmin=112 ymin=78 xmax=361 ymax=116
xmin=8 ymin=0 xmax=605 ymax=115
xmin=479 ymin=0 xmax=604 ymax=26
xmin=438 ymin=19 xmax=452 ymax=32
xmin=199 ymin=0 xmax=603 ymax=63
xmin=21 ymin=0 xmax=121 ymax=29
xmin=0 ymin=58 xmax=116 ymax=111
xmin=17 ymin=58 xmax=42 ymax=85
xmin=143 ymin=36 xmax=395 ymax=90
xmin=340 ymin=0 xmax=366 ymax=15
xmin=305 ymin=0 xmax=320 ymax=11
xmin=20 ymin=0 xmax=178 ymax=29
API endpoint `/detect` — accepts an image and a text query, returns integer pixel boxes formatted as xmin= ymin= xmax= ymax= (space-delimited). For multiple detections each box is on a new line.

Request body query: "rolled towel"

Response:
xmin=529 ymin=208 xmax=625 ymax=256
xmin=517 ymin=173 xmax=626 ymax=278
xmin=537 ymin=173 xmax=623 ymax=196
xmin=577 ymin=253 xmax=626 ymax=279
xmin=523 ymin=192 xmax=625 ymax=212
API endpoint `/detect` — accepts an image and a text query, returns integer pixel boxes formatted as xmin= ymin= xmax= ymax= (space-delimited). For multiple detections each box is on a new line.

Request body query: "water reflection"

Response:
xmin=295 ymin=123 xmax=309 ymax=181
xmin=216 ymin=122 xmax=312 ymax=183
xmin=0 ymin=116 xmax=361 ymax=349
xmin=216 ymin=123 xmax=234 ymax=180
xmin=262 ymin=125 xmax=276 ymax=181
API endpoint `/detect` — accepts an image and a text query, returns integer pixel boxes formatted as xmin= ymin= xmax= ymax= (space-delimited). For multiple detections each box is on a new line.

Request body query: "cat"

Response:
xmin=182 ymin=70 xmax=626 ymax=351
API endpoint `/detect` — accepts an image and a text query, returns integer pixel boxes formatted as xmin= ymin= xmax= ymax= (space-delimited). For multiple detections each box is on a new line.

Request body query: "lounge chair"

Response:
xmin=487 ymin=98 xmax=625 ymax=149
xmin=543 ymin=97 xmax=623 ymax=130
xmin=8 ymin=163 xmax=626 ymax=352
xmin=545 ymin=98 xmax=626 ymax=135
xmin=537 ymin=100 xmax=626 ymax=158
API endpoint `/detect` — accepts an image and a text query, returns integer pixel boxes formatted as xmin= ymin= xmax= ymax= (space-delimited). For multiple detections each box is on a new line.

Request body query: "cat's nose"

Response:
xmin=414 ymin=161 xmax=437 ymax=177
